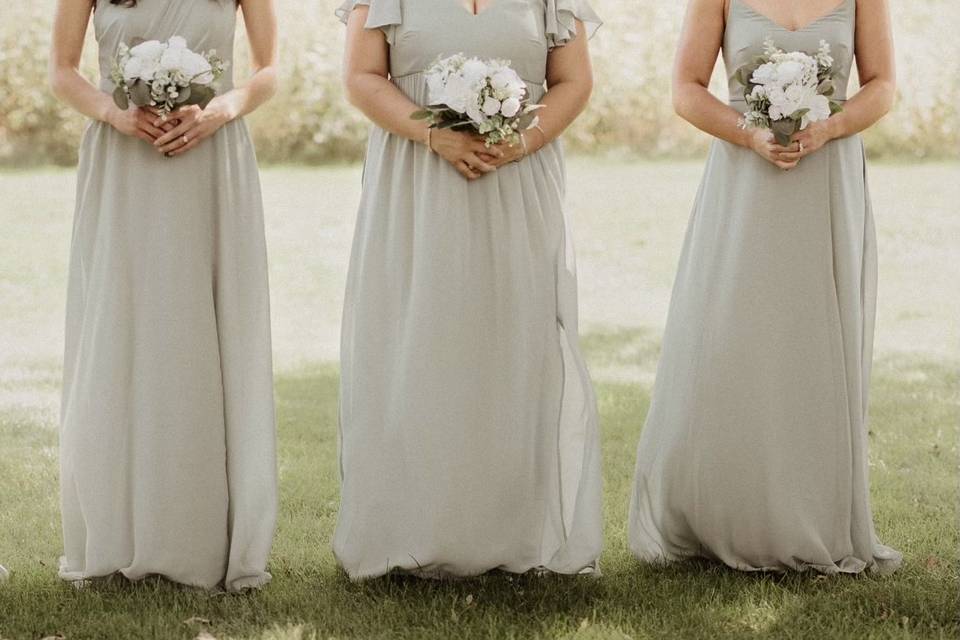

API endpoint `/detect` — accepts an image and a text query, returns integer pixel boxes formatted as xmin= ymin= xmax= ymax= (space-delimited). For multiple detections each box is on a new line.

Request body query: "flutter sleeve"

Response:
xmin=545 ymin=0 xmax=603 ymax=48
xmin=335 ymin=0 xmax=403 ymax=46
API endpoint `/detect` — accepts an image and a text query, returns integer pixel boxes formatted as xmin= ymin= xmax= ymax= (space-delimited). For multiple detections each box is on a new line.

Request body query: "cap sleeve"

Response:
xmin=335 ymin=0 xmax=402 ymax=46
xmin=545 ymin=0 xmax=602 ymax=48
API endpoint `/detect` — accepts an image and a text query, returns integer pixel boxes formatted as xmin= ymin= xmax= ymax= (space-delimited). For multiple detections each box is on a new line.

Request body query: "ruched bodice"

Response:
xmin=93 ymin=0 xmax=238 ymax=92
xmin=724 ymin=0 xmax=855 ymax=108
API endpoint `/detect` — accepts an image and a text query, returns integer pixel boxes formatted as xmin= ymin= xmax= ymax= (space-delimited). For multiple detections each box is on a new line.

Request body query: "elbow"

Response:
xmin=343 ymin=72 xmax=365 ymax=109
xmin=877 ymin=77 xmax=897 ymax=117
xmin=672 ymin=90 xmax=692 ymax=121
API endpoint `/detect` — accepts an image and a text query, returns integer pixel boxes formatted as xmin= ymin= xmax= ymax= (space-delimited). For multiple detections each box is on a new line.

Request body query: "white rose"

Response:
xmin=123 ymin=56 xmax=145 ymax=82
xmin=481 ymin=96 xmax=502 ymax=116
xmin=461 ymin=58 xmax=489 ymax=88
xmin=129 ymin=39 xmax=165 ymax=60
xmin=751 ymin=62 xmax=777 ymax=86
xmin=167 ymin=35 xmax=188 ymax=50
xmin=500 ymin=97 xmax=521 ymax=118
xmin=181 ymin=51 xmax=213 ymax=83
xmin=440 ymin=75 xmax=470 ymax=113
xmin=466 ymin=103 xmax=486 ymax=126
xmin=159 ymin=46 xmax=185 ymax=72
xmin=800 ymin=93 xmax=831 ymax=128
xmin=776 ymin=60 xmax=804 ymax=85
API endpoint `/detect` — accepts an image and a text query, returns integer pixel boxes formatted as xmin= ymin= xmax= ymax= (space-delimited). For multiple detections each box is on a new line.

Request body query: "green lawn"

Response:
xmin=0 ymin=163 xmax=958 ymax=639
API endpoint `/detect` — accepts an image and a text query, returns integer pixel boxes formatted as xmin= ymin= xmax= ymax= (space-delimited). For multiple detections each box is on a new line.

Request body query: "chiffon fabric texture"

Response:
xmin=628 ymin=0 xmax=901 ymax=574
xmin=334 ymin=0 xmax=603 ymax=579
xmin=59 ymin=0 xmax=278 ymax=591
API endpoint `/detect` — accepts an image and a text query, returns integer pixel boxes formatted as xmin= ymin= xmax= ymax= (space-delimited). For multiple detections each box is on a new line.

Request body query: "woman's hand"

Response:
xmin=747 ymin=127 xmax=800 ymax=171
xmin=106 ymin=105 xmax=169 ymax=144
xmin=430 ymin=128 xmax=502 ymax=180
xmin=481 ymin=129 xmax=546 ymax=168
xmin=786 ymin=120 xmax=835 ymax=160
xmin=152 ymin=99 xmax=235 ymax=157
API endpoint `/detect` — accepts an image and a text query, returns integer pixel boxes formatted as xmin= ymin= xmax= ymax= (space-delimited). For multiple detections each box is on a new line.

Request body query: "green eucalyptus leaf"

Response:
xmin=185 ymin=84 xmax=215 ymax=109
xmin=410 ymin=109 xmax=433 ymax=121
xmin=175 ymin=85 xmax=192 ymax=105
xmin=129 ymin=80 xmax=150 ymax=106
xmin=112 ymin=86 xmax=129 ymax=111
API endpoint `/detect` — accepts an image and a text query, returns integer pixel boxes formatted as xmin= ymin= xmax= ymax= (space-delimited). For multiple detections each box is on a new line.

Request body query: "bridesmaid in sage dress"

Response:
xmin=629 ymin=0 xmax=902 ymax=574
xmin=50 ymin=0 xmax=279 ymax=590
xmin=335 ymin=0 xmax=602 ymax=579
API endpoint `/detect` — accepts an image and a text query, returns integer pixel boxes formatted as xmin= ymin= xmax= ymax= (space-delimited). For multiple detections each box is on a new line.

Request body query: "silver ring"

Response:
xmin=182 ymin=135 xmax=189 ymax=144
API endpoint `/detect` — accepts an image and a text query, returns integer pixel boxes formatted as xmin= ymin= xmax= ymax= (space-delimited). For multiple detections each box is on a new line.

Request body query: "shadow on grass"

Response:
xmin=0 ymin=328 xmax=958 ymax=639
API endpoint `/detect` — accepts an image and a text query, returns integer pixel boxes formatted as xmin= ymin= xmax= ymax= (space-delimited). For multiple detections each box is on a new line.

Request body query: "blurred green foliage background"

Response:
xmin=1 ymin=0 xmax=958 ymax=165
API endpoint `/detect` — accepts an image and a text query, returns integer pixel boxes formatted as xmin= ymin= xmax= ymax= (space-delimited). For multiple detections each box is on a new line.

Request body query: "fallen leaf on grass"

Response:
xmin=925 ymin=556 xmax=942 ymax=570
xmin=196 ymin=632 xmax=217 ymax=640
xmin=40 ymin=635 xmax=66 ymax=640
xmin=184 ymin=617 xmax=212 ymax=626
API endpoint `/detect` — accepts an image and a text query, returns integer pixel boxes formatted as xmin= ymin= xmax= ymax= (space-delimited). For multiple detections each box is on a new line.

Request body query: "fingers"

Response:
xmin=154 ymin=108 xmax=200 ymax=147
xmin=463 ymin=153 xmax=496 ymax=174
xmin=773 ymin=159 xmax=799 ymax=171
xmin=473 ymin=142 xmax=504 ymax=158
xmin=136 ymin=115 xmax=167 ymax=140
xmin=777 ymin=150 xmax=804 ymax=162
xmin=158 ymin=132 xmax=195 ymax=155
xmin=457 ymin=160 xmax=480 ymax=180
xmin=167 ymin=136 xmax=201 ymax=157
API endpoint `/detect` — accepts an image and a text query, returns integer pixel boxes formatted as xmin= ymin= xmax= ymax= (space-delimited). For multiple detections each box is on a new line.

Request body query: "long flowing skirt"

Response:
xmin=59 ymin=119 xmax=278 ymax=591
xmin=628 ymin=136 xmax=902 ymax=574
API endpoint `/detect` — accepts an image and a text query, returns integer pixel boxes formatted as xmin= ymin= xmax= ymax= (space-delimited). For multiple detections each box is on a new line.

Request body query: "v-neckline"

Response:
xmin=456 ymin=0 xmax=498 ymax=18
xmin=736 ymin=0 xmax=849 ymax=33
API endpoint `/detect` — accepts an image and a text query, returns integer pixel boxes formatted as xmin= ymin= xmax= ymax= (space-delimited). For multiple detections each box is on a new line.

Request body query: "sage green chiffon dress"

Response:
xmin=59 ymin=0 xmax=277 ymax=591
xmin=335 ymin=0 xmax=603 ymax=579
xmin=628 ymin=0 xmax=902 ymax=574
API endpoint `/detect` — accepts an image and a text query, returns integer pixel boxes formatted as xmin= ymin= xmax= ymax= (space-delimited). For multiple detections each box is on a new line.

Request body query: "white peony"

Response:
xmin=800 ymin=93 xmax=831 ymax=128
xmin=129 ymin=39 xmax=164 ymax=60
xmin=440 ymin=74 xmax=470 ymax=113
xmin=167 ymin=35 xmax=187 ymax=50
xmin=751 ymin=62 xmax=777 ymax=86
xmin=482 ymin=96 xmax=502 ymax=116
xmin=181 ymin=50 xmax=214 ymax=83
xmin=461 ymin=58 xmax=489 ymax=88
xmin=500 ymin=97 xmax=521 ymax=117
xmin=159 ymin=46 xmax=185 ymax=72
xmin=775 ymin=60 xmax=804 ymax=85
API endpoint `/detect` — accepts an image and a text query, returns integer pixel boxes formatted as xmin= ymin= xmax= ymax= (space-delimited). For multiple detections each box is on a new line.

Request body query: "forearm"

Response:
xmin=49 ymin=66 xmax=118 ymax=125
xmin=823 ymin=77 xmax=895 ymax=140
xmin=346 ymin=72 xmax=430 ymax=143
xmin=674 ymin=81 xmax=751 ymax=148
xmin=214 ymin=64 xmax=279 ymax=121
xmin=534 ymin=79 xmax=591 ymax=145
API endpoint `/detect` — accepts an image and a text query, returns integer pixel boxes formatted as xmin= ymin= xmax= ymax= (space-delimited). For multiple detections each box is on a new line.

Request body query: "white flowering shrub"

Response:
xmin=1 ymin=0 xmax=957 ymax=165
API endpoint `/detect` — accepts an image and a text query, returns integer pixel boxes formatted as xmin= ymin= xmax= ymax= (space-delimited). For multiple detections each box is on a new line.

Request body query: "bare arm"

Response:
xmin=49 ymin=0 xmax=166 ymax=142
xmin=155 ymin=0 xmax=280 ymax=156
xmin=672 ymin=0 xmax=747 ymax=146
xmin=793 ymin=0 xmax=895 ymax=154
xmin=342 ymin=6 xmax=500 ymax=180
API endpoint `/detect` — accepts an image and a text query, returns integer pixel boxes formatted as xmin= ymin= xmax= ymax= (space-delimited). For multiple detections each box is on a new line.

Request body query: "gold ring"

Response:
xmin=799 ymin=142 xmax=805 ymax=153
xmin=182 ymin=135 xmax=189 ymax=144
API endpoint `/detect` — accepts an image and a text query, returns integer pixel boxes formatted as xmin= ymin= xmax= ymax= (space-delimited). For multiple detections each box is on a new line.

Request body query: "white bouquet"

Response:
xmin=412 ymin=54 xmax=543 ymax=146
xmin=110 ymin=36 xmax=226 ymax=115
xmin=736 ymin=37 xmax=843 ymax=146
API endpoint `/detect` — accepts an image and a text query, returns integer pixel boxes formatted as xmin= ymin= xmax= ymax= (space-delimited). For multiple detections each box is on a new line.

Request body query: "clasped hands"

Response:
xmin=748 ymin=119 xmax=834 ymax=171
xmin=107 ymin=100 xmax=233 ymax=158
xmin=428 ymin=127 xmax=544 ymax=180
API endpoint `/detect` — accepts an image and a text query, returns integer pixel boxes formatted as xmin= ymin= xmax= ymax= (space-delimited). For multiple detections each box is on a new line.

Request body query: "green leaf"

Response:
xmin=183 ymin=84 xmax=215 ymax=109
xmin=112 ymin=86 xmax=129 ymax=111
xmin=410 ymin=109 xmax=433 ymax=120
xmin=128 ymin=80 xmax=150 ymax=106
xmin=771 ymin=119 xmax=797 ymax=146
xmin=174 ymin=85 xmax=192 ymax=105
xmin=829 ymin=101 xmax=844 ymax=115
xmin=818 ymin=79 xmax=835 ymax=96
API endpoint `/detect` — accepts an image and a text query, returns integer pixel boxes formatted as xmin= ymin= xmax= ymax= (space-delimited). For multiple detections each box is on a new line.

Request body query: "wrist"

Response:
xmin=208 ymin=96 xmax=237 ymax=125
xmin=825 ymin=113 xmax=845 ymax=141
xmin=102 ymin=102 xmax=121 ymax=128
